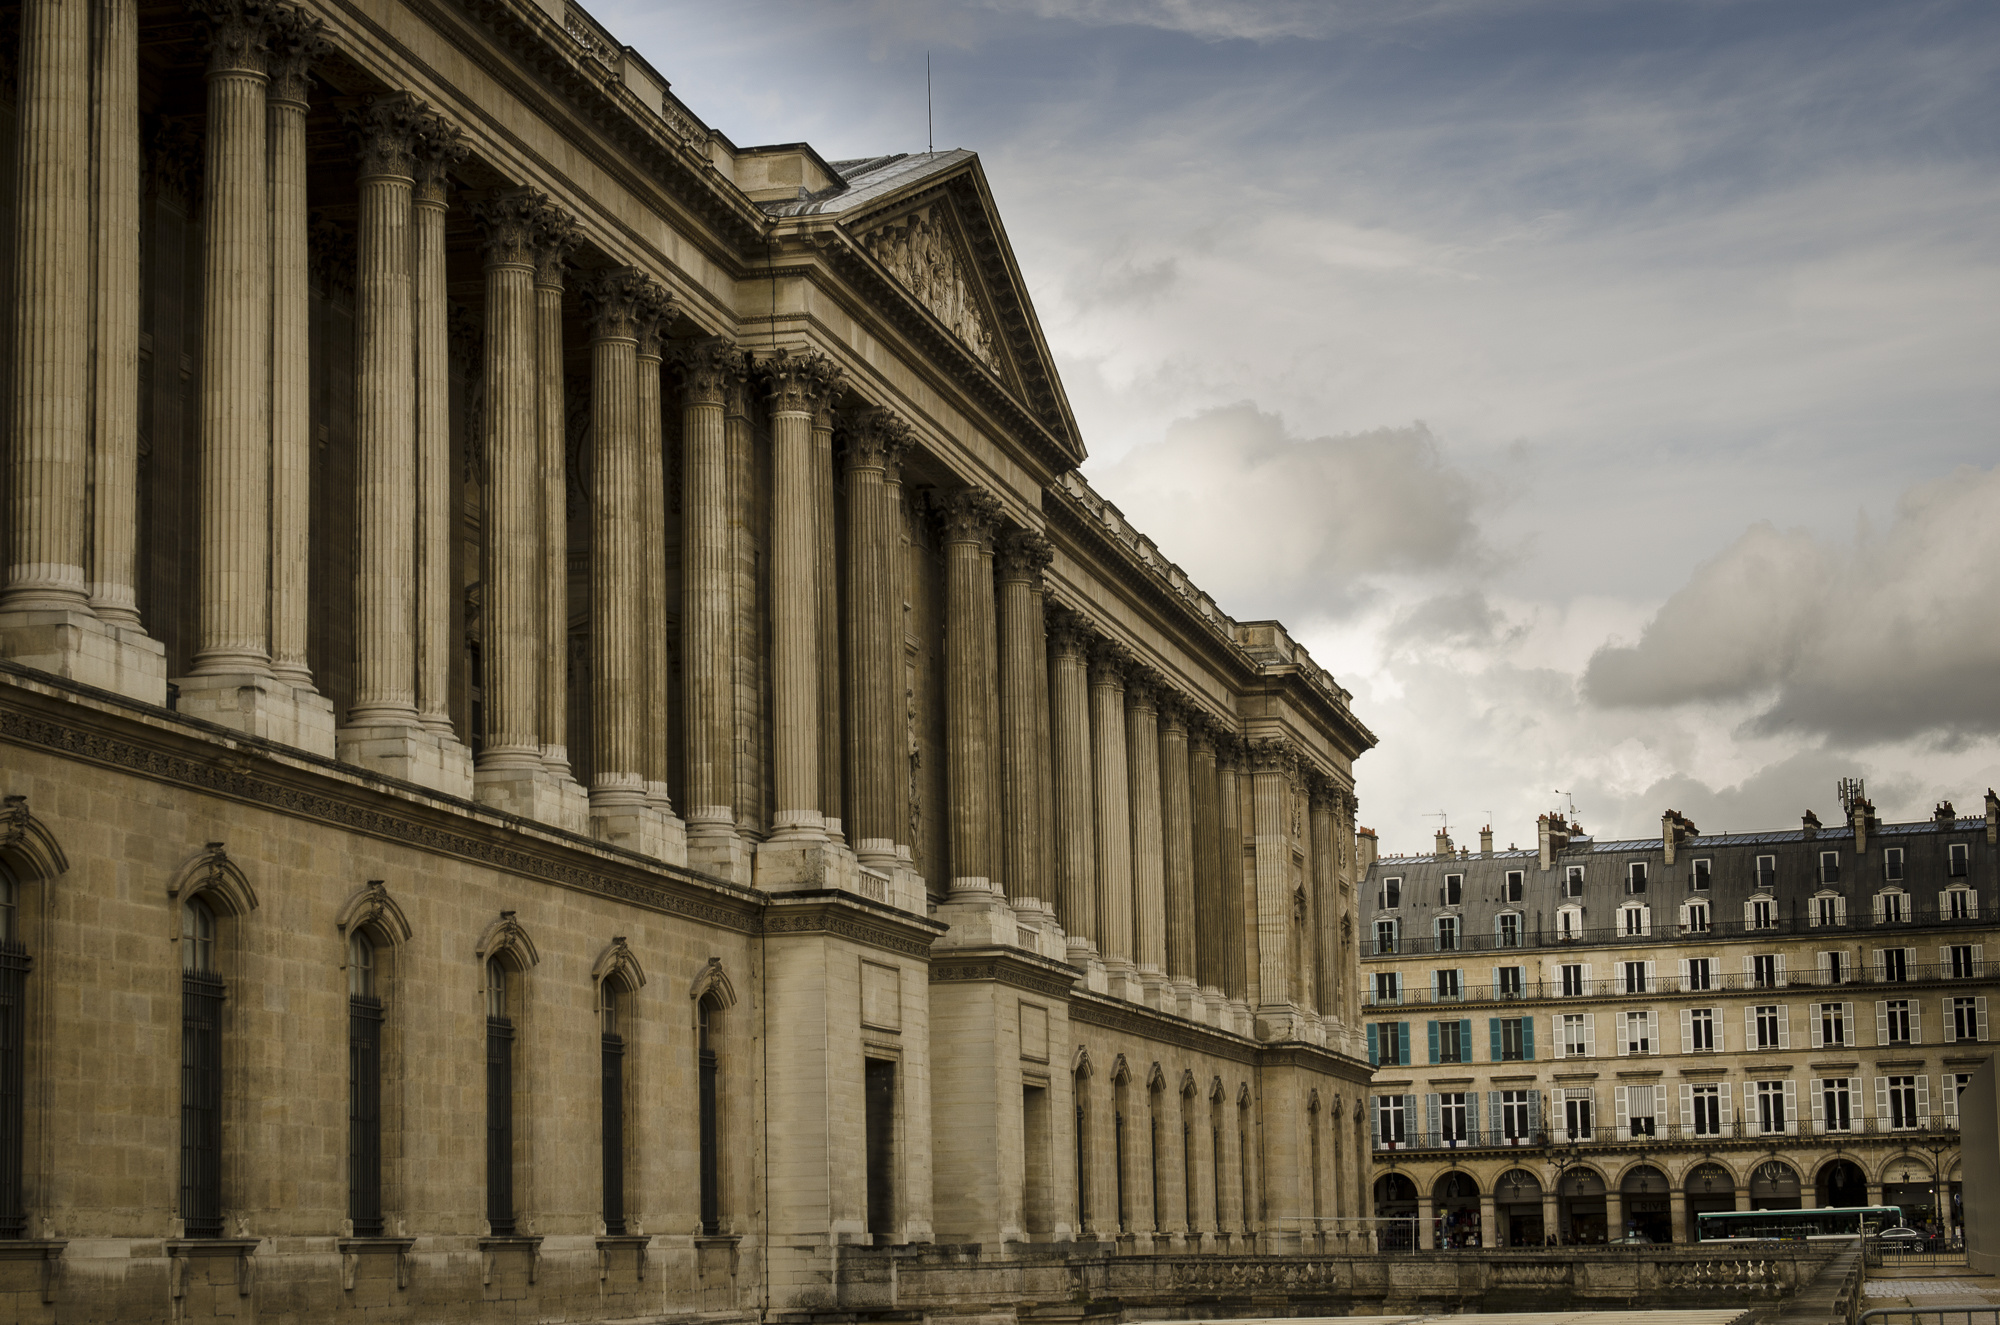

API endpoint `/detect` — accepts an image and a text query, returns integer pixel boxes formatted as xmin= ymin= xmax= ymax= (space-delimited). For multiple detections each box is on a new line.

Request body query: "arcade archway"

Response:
xmin=1557 ymin=1166 xmax=1607 ymax=1245
xmin=1433 ymin=1171 xmax=1482 ymax=1248
xmin=1749 ymin=1158 xmax=1802 ymax=1211
xmin=1685 ymin=1162 xmax=1736 ymax=1238
xmin=1620 ymin=1164 xmax=1672 ymax=1242
xmin=1817 ymin=1158 xmax=1867 ymax=1209
xmin=1374 ymin=1173 xmax=1417 ymax=1250
xmin=1495 ymin=1168 xmax=1545 ymax=1246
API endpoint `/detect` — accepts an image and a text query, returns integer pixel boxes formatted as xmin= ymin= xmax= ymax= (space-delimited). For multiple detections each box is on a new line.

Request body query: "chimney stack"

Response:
xmin=1480 ymin=825 xmax=1494 ymax=857
xmin=1357 ymin=826 xmax=1378 ymax=871
xmin=1434 ymin=827 xmax=1454 ymax=859
xmin=1538 ymin=812 xmax=1571 ymax=872
xmin=1661 ymin=809 xmax=1698 ymax=866
xmin=1935 ymin=800 xmax=1956 ymax=830
xmin=1986 ymin=790 xmax=1997 ymax=847
xmin=1852 ymin=795 xmax=1877 ymax=855
xmin=1802 ymin=809 xmax=1822 ymax=838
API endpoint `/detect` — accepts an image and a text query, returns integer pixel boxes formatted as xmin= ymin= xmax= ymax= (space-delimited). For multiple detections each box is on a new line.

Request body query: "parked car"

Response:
xmin=1870 ymin=1226 xmax=1928 ymax=1251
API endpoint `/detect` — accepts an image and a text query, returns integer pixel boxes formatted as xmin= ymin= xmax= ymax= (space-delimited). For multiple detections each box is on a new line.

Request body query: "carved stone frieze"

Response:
xmin=861 ymin=205 xmax=1000 ymax=372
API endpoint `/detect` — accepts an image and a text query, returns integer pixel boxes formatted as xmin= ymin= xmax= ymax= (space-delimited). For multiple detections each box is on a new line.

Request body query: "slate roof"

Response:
xmin=759 ymin=151 xmax=975 ymax=217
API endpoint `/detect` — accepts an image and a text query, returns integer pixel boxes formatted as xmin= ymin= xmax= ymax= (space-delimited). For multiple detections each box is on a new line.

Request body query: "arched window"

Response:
xmin=348 ymin=931 xmax=384 ymax=1236
xmin=601 ymin=978 xmax=627 ymax=1236
xmin=180 ymin=896 xmax=224 ymax=1237
xmin=0 ymin=861 xmax=27 ymax=1238
xmin=1073 ymin=1065 xmax=1091 ymax=1231
xmin=485 ymin=957 xmax=516 ymax=1235
xmin=1112 ymin=1072 xmax=1131 ymax=1234
xmin=698 ymin=995 xmax=720 ymax=1235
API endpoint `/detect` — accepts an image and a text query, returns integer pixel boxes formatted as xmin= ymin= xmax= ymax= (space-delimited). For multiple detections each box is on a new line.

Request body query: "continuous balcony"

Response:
xmin=1363 ymin=961 xmax=1987 ymax=1006
xmin=1364 ymin=907 xmax=1989 ymax=960
xmin=1369 ymin=1119 xmax=1961 ymax=1154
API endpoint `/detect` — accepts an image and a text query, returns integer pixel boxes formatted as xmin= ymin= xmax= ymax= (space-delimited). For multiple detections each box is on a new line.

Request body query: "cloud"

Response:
xmin=1090 ymin=403 xmax=1487 ymax=621
xmin=1582 ymin=465 xmax=2000 ymax=745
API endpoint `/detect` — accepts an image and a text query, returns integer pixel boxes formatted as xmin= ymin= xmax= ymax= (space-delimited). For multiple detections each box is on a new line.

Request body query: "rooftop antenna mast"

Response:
xmin=1553 ymin=789 xmax=1577 ymax=821
xmin=926 ymin=52 xmax=934 ymax=155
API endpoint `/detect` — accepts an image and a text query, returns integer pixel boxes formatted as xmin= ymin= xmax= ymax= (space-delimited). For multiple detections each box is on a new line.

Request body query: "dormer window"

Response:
xmin=1884 ymin=847 xmax=1905 ymax=881
xmin=1627 ymin=862 xmax=1648 ymax=894
xmin=1503 ymin=870 xmax=1524 ymax=903
xmin=1756 ymin=855 xmax=1776 ymax=888
xmin=1810 ymin=891 xmax=1846 ymax=928
xmin=1563 ymin=866 xmax=1584 ymax=899
xmin=1875 ymin=887 xmax=1909 ymax=924
xmin=1434 ymin=916 xmax=1460 ymax=951
xmin=1943 ymin=885 xmax=1978 ymax=921
xmin=1690 ymin=858 xmax=1712 ymax=891
xmin=1557 ymin=904 xmax=1583 ymax=940
xmin=1819 ymin=851 xmax=1840 ymax=885
xmin=1379 ymin=877 xmax=1401 ymax=910
xmin=1950 ymin=843 xmax=1970 ymax=878
xmin=1442 ymin=874 xmax=1463 ymax=906
xmin=1746 ymin=895 xmax=1776 ymax=930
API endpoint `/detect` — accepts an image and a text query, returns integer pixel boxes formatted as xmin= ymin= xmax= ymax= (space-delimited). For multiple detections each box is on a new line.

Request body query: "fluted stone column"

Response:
xmin=265 ymin=12 xmax=327 ymax=691
xmin=473 ymin=188 xmax=568 ymax=823
xmin=584 ymin=267 xmax=651 ymax=817
xmin=1048 ymin=608 xmax=1099 ymax=969
xmin=1216 ymin=736 xmax=1251 ymax=1025
xmin=1 ymin=0 xmax=165 ymax=699
xmin=1160 ymin=696 xmax=1199 ymax=1015
xmin=636 ymin=299 xmax=676 ymax=820
xmin=1295 ymin=775 xmax=1316 ymax=1018
xmin=1090 ymin=641 xmax=1137 ymax=997
xmin=760 ymin=350 xmax=839 ymax=846
xmin=1031 ymin=574 xmax=1057 ymax=927
xmin=812 ymin=392 xmax=844 ymax=843
xmin=1125 ymin=669 xmax=1168 ymax=1006
xmin=532 ymin=218 xmax=576 ymax=785
xmin=996 ymin=529 xmax=1053 ymax=907
xmin=677 ymin=339 xmax=747 ymax=876
xmin=1310 ymin=777 xmax=1338 ymax=1022
xmin=1191 ymin=720 xmax=1227 ymax=1013
xmin=938 ymin=488 xmax=1001 ymax=895
xmin=726 ymin=377 xmax=760 ymax=839
xmin=412 ymin=126 xmax=466 ymax=744
xmin=981 ymin=536 xmax=1004 ymax=894
xmin=838 ymin=409 xmax=909 ymax=871
xmin=1248 ymin=737 xmax=1298 ymax=1039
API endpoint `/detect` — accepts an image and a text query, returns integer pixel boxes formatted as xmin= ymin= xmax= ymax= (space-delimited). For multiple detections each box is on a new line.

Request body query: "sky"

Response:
xmin=598 ymin=0 xmax=2000 ymax=852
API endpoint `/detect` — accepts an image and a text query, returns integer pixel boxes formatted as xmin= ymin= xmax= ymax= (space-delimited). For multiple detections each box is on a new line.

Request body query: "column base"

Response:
xmin=1138 ymin=968 xmax=1174 ymax=1011
xmin=1068 ymin=943 xmax=1110 ymax=995
xmin=0 ymin=607 xmax=167 ymax=706
xmin=686 ymin=817 xmax=750 ymax=886
xmin=1104 ymin=959 xmax=1143 ymax=1003
xmin=1255 ymin=1002 xmax=1303 ymax=1042
xmin=932 ymin=887 xmax=1022 ymax=949
xmin=590 ymin=801 xmax=688 ymax=864
xmin=1171 ymin=978 xmax=1202 ymax=1021
xmin=337 ymin=722 xmax=474 ymax=798
xmin=753 ymin=836 xmax=861 ymax=893
xmin=1227 ymin=998 xmax=1254 ymax=1037
xmin=1201 ymin=986 xmax=1229 ymax=1027
xmin=474 ymin=761 xmax=589 ymax=834
xmin=174 ymin=670 xmax=336 ymax=756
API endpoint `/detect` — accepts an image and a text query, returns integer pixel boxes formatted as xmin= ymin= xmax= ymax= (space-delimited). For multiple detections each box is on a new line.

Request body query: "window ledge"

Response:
xmin=337 ymin=1237 xmax=415 ymax=1291
xmin=478 ymin=1235 xmax=544 ymax=1286
xmin=165 ymin=1239 xmax=260 ymax=1300
xmin=596 ymin=1234 xmax=651 ymax=1280
xmin=0 ymin=1241 xmax=63 ymax=1304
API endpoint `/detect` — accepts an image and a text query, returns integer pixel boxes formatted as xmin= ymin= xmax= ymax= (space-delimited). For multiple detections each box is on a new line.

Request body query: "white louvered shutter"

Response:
xmin=1836 ymin=895 xmax=1847 ymax=925
xmin=1642 ymin=906 xmax=1652 ymax=936
xmin=1777 ymin=1005 xmax=1791 ymax=1050
xmin=1680 ymin=1008 xmax=1694 ymax=1052
xmin=1849 ymin=1077 xmax=1863 ymax=1125
xmin=1645 ymin=958 xmax=1656 ymax=988
xmin=1875 ymin=1077 xmax=1890 ymax=1123
xmin=1679 ymin=958 xmax=1690 ymax=987
xmin=1816 ymin=951 xmax=1830 ymax=982
xmin=1582 ymin=963 xmax=1593 ymax=991
xmin=1647 ymin=1010 xmax=1659 ymax=1051
xmin=1843 ymin=1002 xmax=1856 ymax=1045
xmin=1944 ymin=996 xmax=1955 ymax=1041
xmin=1617 ymin=1014 xmax=1630 ymax=1057
xmin=1583 ymin=1013 xmax=1596 ymax=1058
xmin=1946 ymin=1079 xmax=1960 ymax=1123
xmin=1718 ymin=1082 xmax=1733 ymax=1127
xmin=1970 ymin=891 xmax=1981 ymax=919
xmin=1551 ymin=1014 xmax=1564 ymax=1059
xmin=1743 ymin=954 xmax=1756 ymax=981
xmin=1941 ymin=945 xmax=1953 ymax=971
xmin=1980 ymin=997 xmax=1990 ymax=1041
xmin=1615 ymin=1085 xmax=1629 ymax=1134
xmin=1810 ymin=1079 xmax=1825 ymax=1129
xmin=1744 ymin=899 xmax=1757 ymax=926
xmin=1938 ymin=890 xmax=1950 ymax=915
xmin=1745 ymin=1006 xmax=1757 ymax=1046
xmin=1680 ymin=1082 xmax=1694 ymax=1128
xmin=1783 ymin=1079 xmax=1797 ymax=1134
xmin=1776 ymin=953 xmax=1787 ymax=987
xmin=1810 ymin=1005 xmax=1824 ymax=1049
xmin=1874 ymin=948 xmax=1886 ymax=981
xmin=1978 ymin=944 xmax=1988 ymax=976
xmin=1917 ymin=1076 xmax=1931 ymax=1125
xmin=1910 ymin=1000 xmax=1922 ymax=1045
xmin=1875 ymin=1001 xmax=1889 ymax=1045
xmin=1873 ymin=892 xmax=1886 ymax=923
xmin=1426 ymin=1093 xmax=1440 ymax=1141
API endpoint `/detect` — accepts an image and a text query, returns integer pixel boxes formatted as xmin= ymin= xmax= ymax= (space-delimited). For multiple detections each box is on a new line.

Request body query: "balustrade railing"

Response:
xmin=1365 ymin=962 xmax=1984 ymax=1006
xmin=1370 ymin=1118 xmax=1959 ymax=1153
xmin=1368 ymin=907 xmax=1987 ymax=958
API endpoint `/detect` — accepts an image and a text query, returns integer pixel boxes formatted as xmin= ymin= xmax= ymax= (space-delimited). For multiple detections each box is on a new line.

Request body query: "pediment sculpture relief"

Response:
xmin=863 ymin=207 xmax=1001 ymax=372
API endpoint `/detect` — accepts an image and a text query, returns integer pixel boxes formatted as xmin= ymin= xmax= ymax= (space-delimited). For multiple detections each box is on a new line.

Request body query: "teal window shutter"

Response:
xmin=1368 ymin=1024 xmax=1379 ymax=1066
xmin=1399 ymin=1022 xmax=1412 ymax=1065
xmin=1427 ymin=1021 xmax=1440 ymax=1064
xmin=1490 ymin=1018 xmax=1502 ymax=1061
xmin=1522 ymin=1017 xmax=1535 ymax=1060
xmin=1460 ymin=1018 xmax=1473 ymax=1058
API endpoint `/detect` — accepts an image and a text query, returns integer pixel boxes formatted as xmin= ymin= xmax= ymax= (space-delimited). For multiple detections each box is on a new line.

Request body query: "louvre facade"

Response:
xmin=0 ymin=0 xmax=1376 ymax=1319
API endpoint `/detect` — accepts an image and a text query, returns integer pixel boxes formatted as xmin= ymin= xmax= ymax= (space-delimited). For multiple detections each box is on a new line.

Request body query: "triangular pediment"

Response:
xmin=767 ymin=151 xmax=1084 ymax=467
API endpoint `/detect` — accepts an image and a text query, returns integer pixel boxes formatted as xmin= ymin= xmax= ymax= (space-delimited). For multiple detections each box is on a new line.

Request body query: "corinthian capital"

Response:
xmin=475 ymin=186 xmax=558 ymax=269
xmin=582 ymin=266 xmax=656 ymax=341
xmin=1124 ymin=665 xmax=1159 ymax=711
xmin=1248 ymin=735 xmax=1298 ymax=777
xmin=192 ymin=0 xmax=271 ymax=77
xmin=1045 ymin=605 xmax=1095 ymax=659
xmin=758 ymin=348 xmax=844 ymax=415
xmin=412 ymin=114 xmax=469 ymax=207
xmin=838 ymin=407 xmax=913 ymax=473
xmin=673 ymin=337 xmax=747 ymax=406
xmin=995 ymin=527 xmax=1053 ymax=584
xmin=1088 ymin=638 xmax=1130 ymax=687
xmin=934 ymin=488 xmax=1001 ymax=549
xmin=1157 ymin=689 xmax=1189 ymax=733
xmin=636 ymin=286 xmax=677 ymax=359
xmin=347 ymin=93 xmax=435 ymax=181
xmin=265 ymin=4 xmax=328 ymax=105
xmin=1187 ymin=712 xmax=1216 ymax=756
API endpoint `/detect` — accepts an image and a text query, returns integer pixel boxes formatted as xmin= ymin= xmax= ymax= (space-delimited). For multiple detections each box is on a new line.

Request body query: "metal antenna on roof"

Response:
xmin=926 ymin=52 xmax=934 ymax=155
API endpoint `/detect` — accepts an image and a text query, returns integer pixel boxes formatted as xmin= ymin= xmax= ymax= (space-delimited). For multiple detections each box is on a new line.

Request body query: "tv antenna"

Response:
xmin=926 ymin=52 xmax=934 ymax=155
xmin=1425 ymin=810 xmax=1450 ymax=837
xmin=1553 ymin=789 xmax=1577 ymax=820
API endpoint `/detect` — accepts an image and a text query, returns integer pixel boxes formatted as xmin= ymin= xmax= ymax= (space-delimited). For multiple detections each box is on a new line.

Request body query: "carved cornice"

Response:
xmin=756 ymin=348 xmax=843 ymax=415
xmin=581 ymin=265 xmax=654 ymax=342
xmin=1068 ymin=991 xmax=1258 ymax=1066
xmin=264 ymin=4 xmax=328 ymax=107
xmin=762 ymin=897 xmax=945 ymax=960
xmin=934 ymin=487 xmax=1001 ymax=548
xmin=994 ymin=528 xmax=1053 ymax=584
xmin=837 ymin=407 xmax=913 ymax=474
xmin=672 ymin=336 xmax=746 ymax=407
xmin=928 ymin=946 xmax=1079 ymax=1001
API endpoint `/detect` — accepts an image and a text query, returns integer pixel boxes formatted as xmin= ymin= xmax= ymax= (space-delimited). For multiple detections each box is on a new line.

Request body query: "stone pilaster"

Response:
xmin=1248 ymin=736 xmax=1299 ymax=1040
xmin=0 ymin=0 xmax=166 ymax=700
xmin=811 ymin=392 xmax=844 ymax=844
xmin=996 ymin=529 xmax=1052 ymax=907
xmin=1047 ymin=608 xmax=1100 ymax=980
xmin=1089 ymin=639 xmax=1138 ymax=999
xmin=1189 ymin=719 xmax=1228 ymax=1017
xmin=1125 ymin=667 xmax=1169 ymax=1007
xmin=172 ymin=0 xmax=337 ymax=744
xmin=937 ymin=488 xmax=1000 ymax=897
xmin=264 ymin=10 xmax=327 ymax=693
xmin=635 ymin=297 xmax=676 ymax=823
xmin=336 ymin=95 xmax=471 ymax=794
xmin=1310 ymin=775 xmax=1337 ymax=1023
xmin=532 ymin=215 xmax=578 ymax=787
xmin=1160 ymin=694 xmax=1200 ymax=1017
xmin=837 ymin=409 xmax=910 ymax=873
xmin=412 ymin=124 xmax=467 ymax=749
xmin=1216 ymin=735 xmax=1252 ymax=1032
xmin=676 ymin=338 xmax=747 ymax=879
xmin=472 ymin=188 xmax=581 ymax=828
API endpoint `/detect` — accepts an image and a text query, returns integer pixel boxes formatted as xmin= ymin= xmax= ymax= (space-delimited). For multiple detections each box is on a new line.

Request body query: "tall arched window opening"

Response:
xmin=1308 ymin=1103 xmax=1323 ymax=1237
xmin=1237 ymin=1097 xmax=1253 ymax=1236
xmin=601 ymin=979 xmax=627 ymax=1236
xmin=1073 ymin=1067 xmax=1090 ymax=1231
xmin=181 ymin=896 xmax=224 ymax=1237
xmin=486 ymin=957 xmax=516 ymax=1235
xmin=0 ymin=862 xmax=27 ymax=1237
xmin=698 ymin=995 xmax=720 ymax=1234
xmin=348 ymin=931 xmax=384 ymax=1236
xmin=1147 ymin=1079 xmax=1162 ymax=1235
xmin=1113 ymin=1075 xmax=1130 ymax=1234
xmin=1181 ymin=1107 xmax=1196 ymax=1236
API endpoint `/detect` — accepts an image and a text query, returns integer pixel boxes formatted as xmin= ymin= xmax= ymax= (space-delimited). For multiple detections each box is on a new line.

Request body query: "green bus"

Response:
xmin=1695 ymin=1206 xmax=1902 ymax=1243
